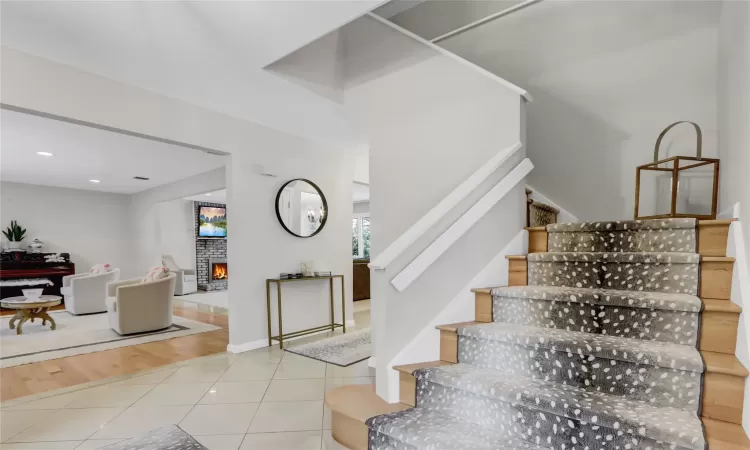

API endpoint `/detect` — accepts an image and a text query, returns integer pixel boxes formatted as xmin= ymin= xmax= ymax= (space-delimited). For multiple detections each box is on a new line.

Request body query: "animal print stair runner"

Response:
xmin=367 ymin=218 xmax=705 ymax=450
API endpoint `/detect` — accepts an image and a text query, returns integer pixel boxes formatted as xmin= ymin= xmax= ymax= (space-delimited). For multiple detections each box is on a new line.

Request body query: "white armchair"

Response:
xmin=62 ymin=269 xmax=121 ymax=315
xmin=161 ymin=255 xmax=197 ymax=296
xmin=106 ymin=273 xmax=176 ymax=335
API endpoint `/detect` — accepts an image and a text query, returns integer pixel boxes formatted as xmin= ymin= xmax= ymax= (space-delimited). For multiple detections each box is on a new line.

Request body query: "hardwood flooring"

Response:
xmin=0 ymin=306 xmax=229 ymax=402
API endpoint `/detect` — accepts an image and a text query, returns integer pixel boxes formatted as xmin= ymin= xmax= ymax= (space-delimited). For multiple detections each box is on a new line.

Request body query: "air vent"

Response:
xmin=133 ymin=176 xmax=150 ymax=181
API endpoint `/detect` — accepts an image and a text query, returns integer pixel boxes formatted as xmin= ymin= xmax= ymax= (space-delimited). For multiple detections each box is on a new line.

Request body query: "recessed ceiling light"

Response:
xmin=89 ymin=179 xmax=101 ymax=184
xmin=205 ymin=193 xmax=212 ymax=196
xmin=36 ymin=152 xmax=54 ymax=157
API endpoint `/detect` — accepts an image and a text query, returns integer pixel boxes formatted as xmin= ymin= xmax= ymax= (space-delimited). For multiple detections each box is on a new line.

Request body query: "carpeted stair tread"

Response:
xmin=458 ymin=322 xmax=704 ymax=373
xmin=366 ymin=407 xmax=550 ymax=450
xmin=489 ymin=285 xmax=701 ymax=346
xmin=527 ymin=251 xmax=700 ymax=295
xmin=491 ymin=285 xmax=701 ymax=312
xmin=527 ymin=251 xmax=700 ymax=264
xmin=415 ymin=363 xmax=704 ymax=450
xmin=546 ymin=219 xmax=697 ymax=253
xmin=548 ymin=218 xmax=697 ymax=232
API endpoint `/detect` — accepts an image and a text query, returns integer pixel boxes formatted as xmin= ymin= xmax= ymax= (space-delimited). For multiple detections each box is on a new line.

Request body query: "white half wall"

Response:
xmin=0 ymin=182 xmax=131 ymax=273
xmin=341 ymin=15 xmax=527 ymax=402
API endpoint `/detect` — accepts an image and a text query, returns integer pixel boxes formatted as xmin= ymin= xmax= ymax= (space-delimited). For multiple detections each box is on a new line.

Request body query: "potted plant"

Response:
xmin=3 ymin=220 xmax=27 ymax=251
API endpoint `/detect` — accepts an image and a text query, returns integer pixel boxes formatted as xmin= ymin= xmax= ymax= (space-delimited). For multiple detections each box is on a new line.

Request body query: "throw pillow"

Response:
xmin=142 ymin=266 xmax=169 ymax=283
xmin=90 ymin=263 xmax=112 ymax=274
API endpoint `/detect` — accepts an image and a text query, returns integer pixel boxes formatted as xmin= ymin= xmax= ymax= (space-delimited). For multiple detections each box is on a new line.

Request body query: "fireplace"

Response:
xmin=209 ymin=259 xmax=228 ymax=282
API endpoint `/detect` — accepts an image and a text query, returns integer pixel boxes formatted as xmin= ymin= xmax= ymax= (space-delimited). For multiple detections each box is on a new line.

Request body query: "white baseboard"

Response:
xmin=226 ymin=339 xmax=267 ymax=354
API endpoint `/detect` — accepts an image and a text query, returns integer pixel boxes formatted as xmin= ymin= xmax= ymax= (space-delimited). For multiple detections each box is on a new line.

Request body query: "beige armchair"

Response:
xmin=106 ymin=273 xmax=176 ymax=335
xmin=62 ymin=269 xmax=120 ymax=315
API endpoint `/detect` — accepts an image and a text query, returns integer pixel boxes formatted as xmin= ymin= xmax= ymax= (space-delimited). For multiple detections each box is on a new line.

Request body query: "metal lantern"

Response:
xmin=634 ymin=121 xmax=719 ymax=220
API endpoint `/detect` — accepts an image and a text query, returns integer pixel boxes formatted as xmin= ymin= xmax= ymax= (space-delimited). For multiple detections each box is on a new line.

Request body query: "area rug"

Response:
xmin=101 ymin=425 xmax=206 ymax=450
xmin=0 ymin=311 xmax=220 ymax=368
xmin=285 ymin=328 xmax=370 ymax=367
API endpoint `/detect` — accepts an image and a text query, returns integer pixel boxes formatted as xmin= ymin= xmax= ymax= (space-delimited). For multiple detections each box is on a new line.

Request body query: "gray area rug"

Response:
xmin=286 ymin=328 xmax=370 ymax=367
xmin=101 ymin=425 xmax=206 ymax=450
xmin=366 ymin=218 xmax=706 ymax=450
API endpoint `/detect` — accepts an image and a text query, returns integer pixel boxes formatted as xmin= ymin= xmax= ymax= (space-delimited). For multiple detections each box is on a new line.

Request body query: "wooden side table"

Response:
xmin=266 ymin=275 xmax=345 ymax=349
xmin=1 ymin=295 xmax=62 ymax=335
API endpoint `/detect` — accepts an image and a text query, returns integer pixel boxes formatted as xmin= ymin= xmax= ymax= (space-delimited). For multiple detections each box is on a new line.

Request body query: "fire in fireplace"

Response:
xmin=209 ymin=259 xmax=228 ymax=282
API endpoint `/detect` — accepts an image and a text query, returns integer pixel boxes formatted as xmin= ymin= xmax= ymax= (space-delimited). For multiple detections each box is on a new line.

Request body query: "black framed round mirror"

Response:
xmin=275 ymin=179 xmax=328 ymax=238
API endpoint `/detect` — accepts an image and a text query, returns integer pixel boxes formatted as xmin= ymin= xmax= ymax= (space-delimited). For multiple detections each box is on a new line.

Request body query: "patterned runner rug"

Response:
xmin=285 ymin=328 xmax=370 ymax=367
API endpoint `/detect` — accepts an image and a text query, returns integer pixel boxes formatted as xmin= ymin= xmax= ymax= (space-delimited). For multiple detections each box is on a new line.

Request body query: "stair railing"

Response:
xmin=369 ymin=141 xmax=533 ymax=292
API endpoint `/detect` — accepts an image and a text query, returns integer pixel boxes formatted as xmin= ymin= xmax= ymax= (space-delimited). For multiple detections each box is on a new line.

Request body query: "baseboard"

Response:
xmin=226 ymin=339 xmax=267 ymax=354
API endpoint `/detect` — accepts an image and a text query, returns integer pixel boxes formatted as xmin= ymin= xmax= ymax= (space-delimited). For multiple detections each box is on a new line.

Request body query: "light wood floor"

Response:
xmin=0 ymin=307 xmax=229 ymax=402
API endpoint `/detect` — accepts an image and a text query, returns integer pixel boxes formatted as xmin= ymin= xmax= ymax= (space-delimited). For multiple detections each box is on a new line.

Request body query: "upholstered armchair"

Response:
xmin=161 ymin=255 xmax=197 ymax=296
xmin=106 ymin=273 xmax=176 ymax=335
xmin=61 ymin=269 xmax=121 ymax=315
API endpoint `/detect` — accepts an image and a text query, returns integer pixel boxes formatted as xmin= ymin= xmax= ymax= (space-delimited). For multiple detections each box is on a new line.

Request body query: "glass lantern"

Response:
xmin=634 ymin=121 xmax=719 ymax=220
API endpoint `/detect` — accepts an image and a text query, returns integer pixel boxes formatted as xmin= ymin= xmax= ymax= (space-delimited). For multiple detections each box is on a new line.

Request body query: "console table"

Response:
xmin=266 ymin=275 xmax=345 ymax=349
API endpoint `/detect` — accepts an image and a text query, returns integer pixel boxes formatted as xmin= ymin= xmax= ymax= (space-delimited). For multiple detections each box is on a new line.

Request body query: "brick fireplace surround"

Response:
xmin=194 ymin=201 xmax=227 ymax=291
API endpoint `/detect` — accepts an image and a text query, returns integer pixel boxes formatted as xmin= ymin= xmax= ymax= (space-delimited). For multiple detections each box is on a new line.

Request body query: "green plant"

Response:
xmin=3 ymin=220 xmax=26 ymax=242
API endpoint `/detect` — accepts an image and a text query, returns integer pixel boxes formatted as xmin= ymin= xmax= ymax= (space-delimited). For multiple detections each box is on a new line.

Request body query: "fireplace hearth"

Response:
xmin=209 ymin=259 xmax=228 ymax=282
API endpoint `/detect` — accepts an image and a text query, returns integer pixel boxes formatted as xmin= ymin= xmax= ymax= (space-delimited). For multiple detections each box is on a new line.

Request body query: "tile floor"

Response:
xmin=1 ymin=348 xmax=371 ymax=449
xmin=0 ymin=300 xmax=373 ymax=450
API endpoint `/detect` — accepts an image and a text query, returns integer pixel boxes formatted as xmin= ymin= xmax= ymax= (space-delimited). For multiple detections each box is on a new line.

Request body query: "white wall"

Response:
xmin=353 ymin=201 xmax=370 ymax=215
xmin=419 ymin=0 xmax=722 ymax=220
xmin=718 ymin=0 xmax=750 ymax=261
xmin=129 ymin=168 xmax=226 ymax=278
xmin=341 ymin=16 xmax=527 ymax=402
xmin=717 ymin=0 xmax=750 ymax=433
xmin=0 ymin=182 xmax=131 ymax=273
xmin=227 ymin=135 xmax=354 ymax=352
xmin=155 ymin=199 xmax=197 ymax=271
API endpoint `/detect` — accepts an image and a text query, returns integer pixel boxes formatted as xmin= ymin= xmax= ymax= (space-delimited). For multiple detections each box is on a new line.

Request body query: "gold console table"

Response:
xmin=266 ymin=275 xmax=345 ymax=349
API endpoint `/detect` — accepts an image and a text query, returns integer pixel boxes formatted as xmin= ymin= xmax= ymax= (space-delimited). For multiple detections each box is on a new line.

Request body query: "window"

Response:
xmin=352 ymin=214 xmax=370 ymax=259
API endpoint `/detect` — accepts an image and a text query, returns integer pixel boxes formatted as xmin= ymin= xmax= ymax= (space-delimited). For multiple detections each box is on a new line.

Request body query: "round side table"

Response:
xmin=1 ymin=295 xmax=62 ymax=335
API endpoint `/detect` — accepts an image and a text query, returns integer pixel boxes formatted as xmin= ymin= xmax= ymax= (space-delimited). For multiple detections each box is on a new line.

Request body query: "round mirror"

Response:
xmin=275 ymin=179 xmax=328 ymax=238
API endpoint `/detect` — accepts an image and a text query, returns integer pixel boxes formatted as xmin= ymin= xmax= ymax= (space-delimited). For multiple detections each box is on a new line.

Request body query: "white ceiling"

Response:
xmin=0 ymin=0 xmax=382 ymax=148
xmin=0 ymin=109 xmax=227 ymax=194
xmin=184 ymin=189 xmax=227 ymax=205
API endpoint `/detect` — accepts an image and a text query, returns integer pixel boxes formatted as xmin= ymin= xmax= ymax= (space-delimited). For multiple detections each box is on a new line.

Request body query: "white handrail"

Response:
xmin=368 ymin=142 xmax=522 ymax=271
xmin=390 ymin=158 xmax=534 ymax=292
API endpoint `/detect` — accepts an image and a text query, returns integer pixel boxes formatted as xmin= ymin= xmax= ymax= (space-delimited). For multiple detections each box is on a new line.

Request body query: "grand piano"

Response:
xmin=0 ymin=252 xmax=75 ymax=302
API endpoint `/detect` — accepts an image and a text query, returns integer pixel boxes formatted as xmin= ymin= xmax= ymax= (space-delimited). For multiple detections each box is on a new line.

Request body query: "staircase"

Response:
xmin=326 ymin=218 xmax=750 ymax=449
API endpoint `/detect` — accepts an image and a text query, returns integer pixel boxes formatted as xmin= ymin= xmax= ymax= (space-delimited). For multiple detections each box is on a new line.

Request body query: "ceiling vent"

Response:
xmin=133 ymin=176 xmax=150 ymax=181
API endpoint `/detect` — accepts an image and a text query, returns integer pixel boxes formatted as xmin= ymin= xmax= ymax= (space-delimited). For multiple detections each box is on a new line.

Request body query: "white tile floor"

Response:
xmin=0 ymin=300 xmax=372 ymax=450
xmin=1 ymin=349 xmax=371 ymax=449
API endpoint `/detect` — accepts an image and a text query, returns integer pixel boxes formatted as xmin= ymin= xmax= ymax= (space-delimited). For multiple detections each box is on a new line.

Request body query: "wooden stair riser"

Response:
xmin=701 ymin=310 xmax=740 ymax=354
xmin=526 ymin=227 xmax=548 ymax=253
xmin=698 ymin=221 xmax=733 ymax=258
xmin=701 ymin=259 xmax=735 ymax=300
xmin=475 ymin=292 xmax=493 ymax=323
xmin=400 ymin=372 xmax=417 ymax=406
xmin=332 ymin=411 xmax=369 ymax=450
xmin=702 ymin=372 xmax=746 ymax=424
xmin=438 ymin=326 xmax=745 ymax=424
xmin=507 ymin=258 xmax=528 ymax=286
